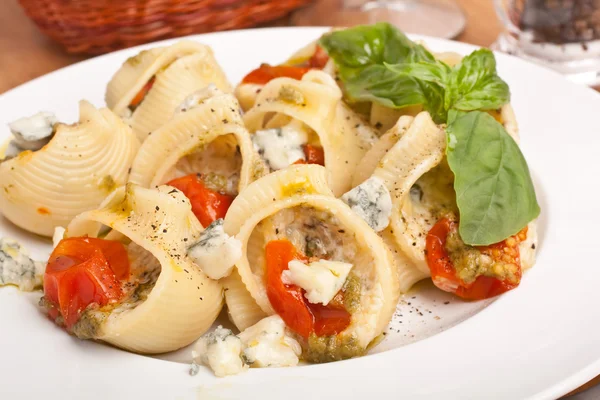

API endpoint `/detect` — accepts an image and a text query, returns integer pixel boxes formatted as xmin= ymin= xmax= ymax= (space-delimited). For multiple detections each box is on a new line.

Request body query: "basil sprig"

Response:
xmin=446 ymin=111 xmax=540 ymax=245
xmin=320 ymin=23 xmax=540 ymax=246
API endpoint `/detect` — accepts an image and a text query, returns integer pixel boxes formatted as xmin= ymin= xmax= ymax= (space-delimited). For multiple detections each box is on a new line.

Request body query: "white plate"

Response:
xmin=1 ymin=27 xmax=599 ymax=400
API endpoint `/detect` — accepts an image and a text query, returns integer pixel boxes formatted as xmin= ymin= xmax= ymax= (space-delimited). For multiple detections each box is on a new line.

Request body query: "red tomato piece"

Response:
xmin=44 ymin=237 xmax=130 ymax=329
xmin=265 ymin=240 xmax=351 ymax=338
xmin=303 ymin=144 xmax=325 ymax=166
xmin=129 ymin=76 xmax=155 ymax=109
xmin=308 ymin=45 xmax=330 ymax=69
xmin=241 ymin=64 xmax=311 ymax=85
xmin=425 ymin=218 xmax=525 ymax=301
xmin=166 ymin=174 xmax=234 ymax=227
xmin=293 ymin=145 xmax=325 ymax=166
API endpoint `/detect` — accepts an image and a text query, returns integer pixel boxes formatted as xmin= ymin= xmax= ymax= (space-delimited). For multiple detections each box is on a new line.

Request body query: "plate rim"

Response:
xmin=1 ymin=26 xmax=599 ymax=400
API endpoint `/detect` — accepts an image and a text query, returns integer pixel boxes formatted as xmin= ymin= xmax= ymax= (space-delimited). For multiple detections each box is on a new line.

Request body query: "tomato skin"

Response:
xmin=265 ymin=240 xmax=314 ymax=338
xmin=166 ymin=174 xmax=234 ymax=227
xmin=242 ymin=64 xmax=311 ymax=85
xmin=308 ymin=302 xmax=351 ymax=337
xmin=303 ymin=144 xmax=325 ymax=166
xmin=129 ymin=77 xmax=155 ymax=109
xmin=425 ymin=218 xmax=523 ymax=301
xmin=44 ymin=237 xmax=130 ymax=329
xmin=241 ymin=45 xmax=328 ymax=85
xmin=293 ymin=145 xmax=325 ymax=166
xmin=265 ymin=240 xmax=351 ymax=338
xmin=308 ymin=45 xmax=330 ymax=69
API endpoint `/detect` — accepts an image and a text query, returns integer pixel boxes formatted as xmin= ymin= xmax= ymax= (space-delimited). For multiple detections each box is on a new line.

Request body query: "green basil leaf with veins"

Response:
xmin=446 ymin=111 xmax=539 ymax=245
xmin=385 ymin=60 xmax=451 ymax=86
xmin=445 ymin=49 xmax=510 ymax=111
xmin=319 ymin=22 xmax=435 ymax=71
xmin=343 ymin=64 xmax=447 ymax=123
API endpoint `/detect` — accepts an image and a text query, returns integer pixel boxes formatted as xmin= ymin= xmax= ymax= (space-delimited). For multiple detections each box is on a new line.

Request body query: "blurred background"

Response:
xmin=0 ymin=0 xmax=599 ymax=398
xmin=3 ymin=0 xmax=600 ymax=95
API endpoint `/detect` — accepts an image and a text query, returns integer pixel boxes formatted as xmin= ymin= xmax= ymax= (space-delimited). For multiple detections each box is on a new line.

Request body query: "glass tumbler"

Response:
xmin=494 ymin=0 xmax=600 ymax=85
xmin=291 ymin=0 xmax=466 ymax=39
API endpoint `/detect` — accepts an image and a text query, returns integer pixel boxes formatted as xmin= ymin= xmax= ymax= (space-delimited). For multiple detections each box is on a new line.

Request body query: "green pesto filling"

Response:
xmin=304 ymin=333 xmax=364 ymax=363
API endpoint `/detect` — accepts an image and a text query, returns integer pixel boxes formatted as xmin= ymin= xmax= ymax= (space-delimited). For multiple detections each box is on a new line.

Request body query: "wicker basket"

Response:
xmin=18 ymin=0 xmax=313 ymax=54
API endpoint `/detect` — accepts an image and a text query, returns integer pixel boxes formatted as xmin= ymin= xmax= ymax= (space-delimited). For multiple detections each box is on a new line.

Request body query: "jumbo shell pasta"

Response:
xmin=66 ymin=184 xmax=223 ymax=354
xmin=128 ymin=86 xmax=258 ymax=196
xmin=243 ymin=71 xmax=378 ymax=196
xmin=106 ymin=41 xmax=232 ymax=141
xmin=234 ymin=39 xmax=336 ymax=112
xmin=223 ymin=165 xmax=399 ymax=361
xmin=354 ymin=111 xmax=538 ymax=293
xmin=0 ymin=101 xmax=139 ymax=237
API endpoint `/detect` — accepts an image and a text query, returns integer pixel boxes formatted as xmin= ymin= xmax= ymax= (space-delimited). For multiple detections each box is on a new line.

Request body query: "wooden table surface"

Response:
xmin=0 ymin=0 xmax=596 ymax=397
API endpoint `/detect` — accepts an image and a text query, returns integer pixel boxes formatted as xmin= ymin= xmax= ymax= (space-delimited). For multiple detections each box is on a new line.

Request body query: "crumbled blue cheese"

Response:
xmin=194 ymin=326 xmax=247 ymax=377
xmin=237 ymin=315 xmax=302 ymax=368
xmin=8 ymin=111 xmax=57 ymax=152
xmin=0 ymin=238 xmax=44 ymax=292
xmin=193 ymin=316 xmax=301 ymax=377
xmin=282 ymin=259 xmax=353 ymax=305
xmin=4 ymin=141 xmax=22 ymax=159
xmin=187 ymin=219 xmax=242 ymax=280
xmin=341 ymin=176 xmax=392 ymax=232
xmin=177 ymin=84 xmax=220 ymax=112
xmin=252 ymin=126 xmax=307 ymax=170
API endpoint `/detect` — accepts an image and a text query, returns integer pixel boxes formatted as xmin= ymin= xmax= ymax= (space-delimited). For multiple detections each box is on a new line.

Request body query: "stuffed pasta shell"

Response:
xmin=42 ymin=184 xmax=223 ymax=354
xmin=128 ymin=85 xmax=258 ymax=228
xmin=223 ymin=165 xmax=399 ymax=362
xmin=0 ymin=101 xmax=139 ymax=237
xmin=243 ymin=71 xmax=378 ymax=197
xmin=349 ymin=111 xmax=538 ymax=299
xmin=106 ymin=41 xmax=232 ymax=142
xmin=235 ymin=40 xmax=332 ymax=111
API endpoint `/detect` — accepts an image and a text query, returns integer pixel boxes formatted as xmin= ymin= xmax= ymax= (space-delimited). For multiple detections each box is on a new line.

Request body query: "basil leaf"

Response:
xmin=418 ymin=81 xmax=447 ymax=124
xmin=319 ymin=22 xmax=434 ymax=69
xmin=445 ymin=49 xmax=510 ymax=111
xmin=385 ymin=61 xmax=451 ymax=85
xmin=343 ymin=65 xmax=446 ymax=123
xmin=446 ymin=111 xmax=540 ymax=245
xmin=342 ymin=65 xmax=426 ymax=108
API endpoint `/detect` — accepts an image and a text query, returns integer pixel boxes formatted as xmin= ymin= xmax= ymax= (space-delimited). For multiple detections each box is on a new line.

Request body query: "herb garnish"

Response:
xmin=320 ymin=23 xmax=540 ymax=245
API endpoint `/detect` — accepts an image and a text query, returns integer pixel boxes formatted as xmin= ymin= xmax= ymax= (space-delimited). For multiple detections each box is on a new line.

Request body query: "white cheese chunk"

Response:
xmin=8 ymin=111 xmax=57 ymax=151
xmin=252 ymin=126 xmax=307 ymax=170
xmin=52 ymin=227 xmax=66 ymax=249
xmin=187 ymin=219 xmax=242 ymax=280
xmin=0 ymin=238 xmax=44 ymax=292
xmin=193 ymin=316 xmax=301 ymax=377
xmin=177 ymin=84 xmax=221 ymax=113
xmin=238 ymin=315 xmax=302 ymax=368
xmin=194 ymin=326 xmax=247 ymax=377
xmin=341 ymin=176 xmax=392 ymax=232
xmin=3 ymin=141 xmax=22 ymax=159
xmin=282 ymin=259 xmax=353 ymax=305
